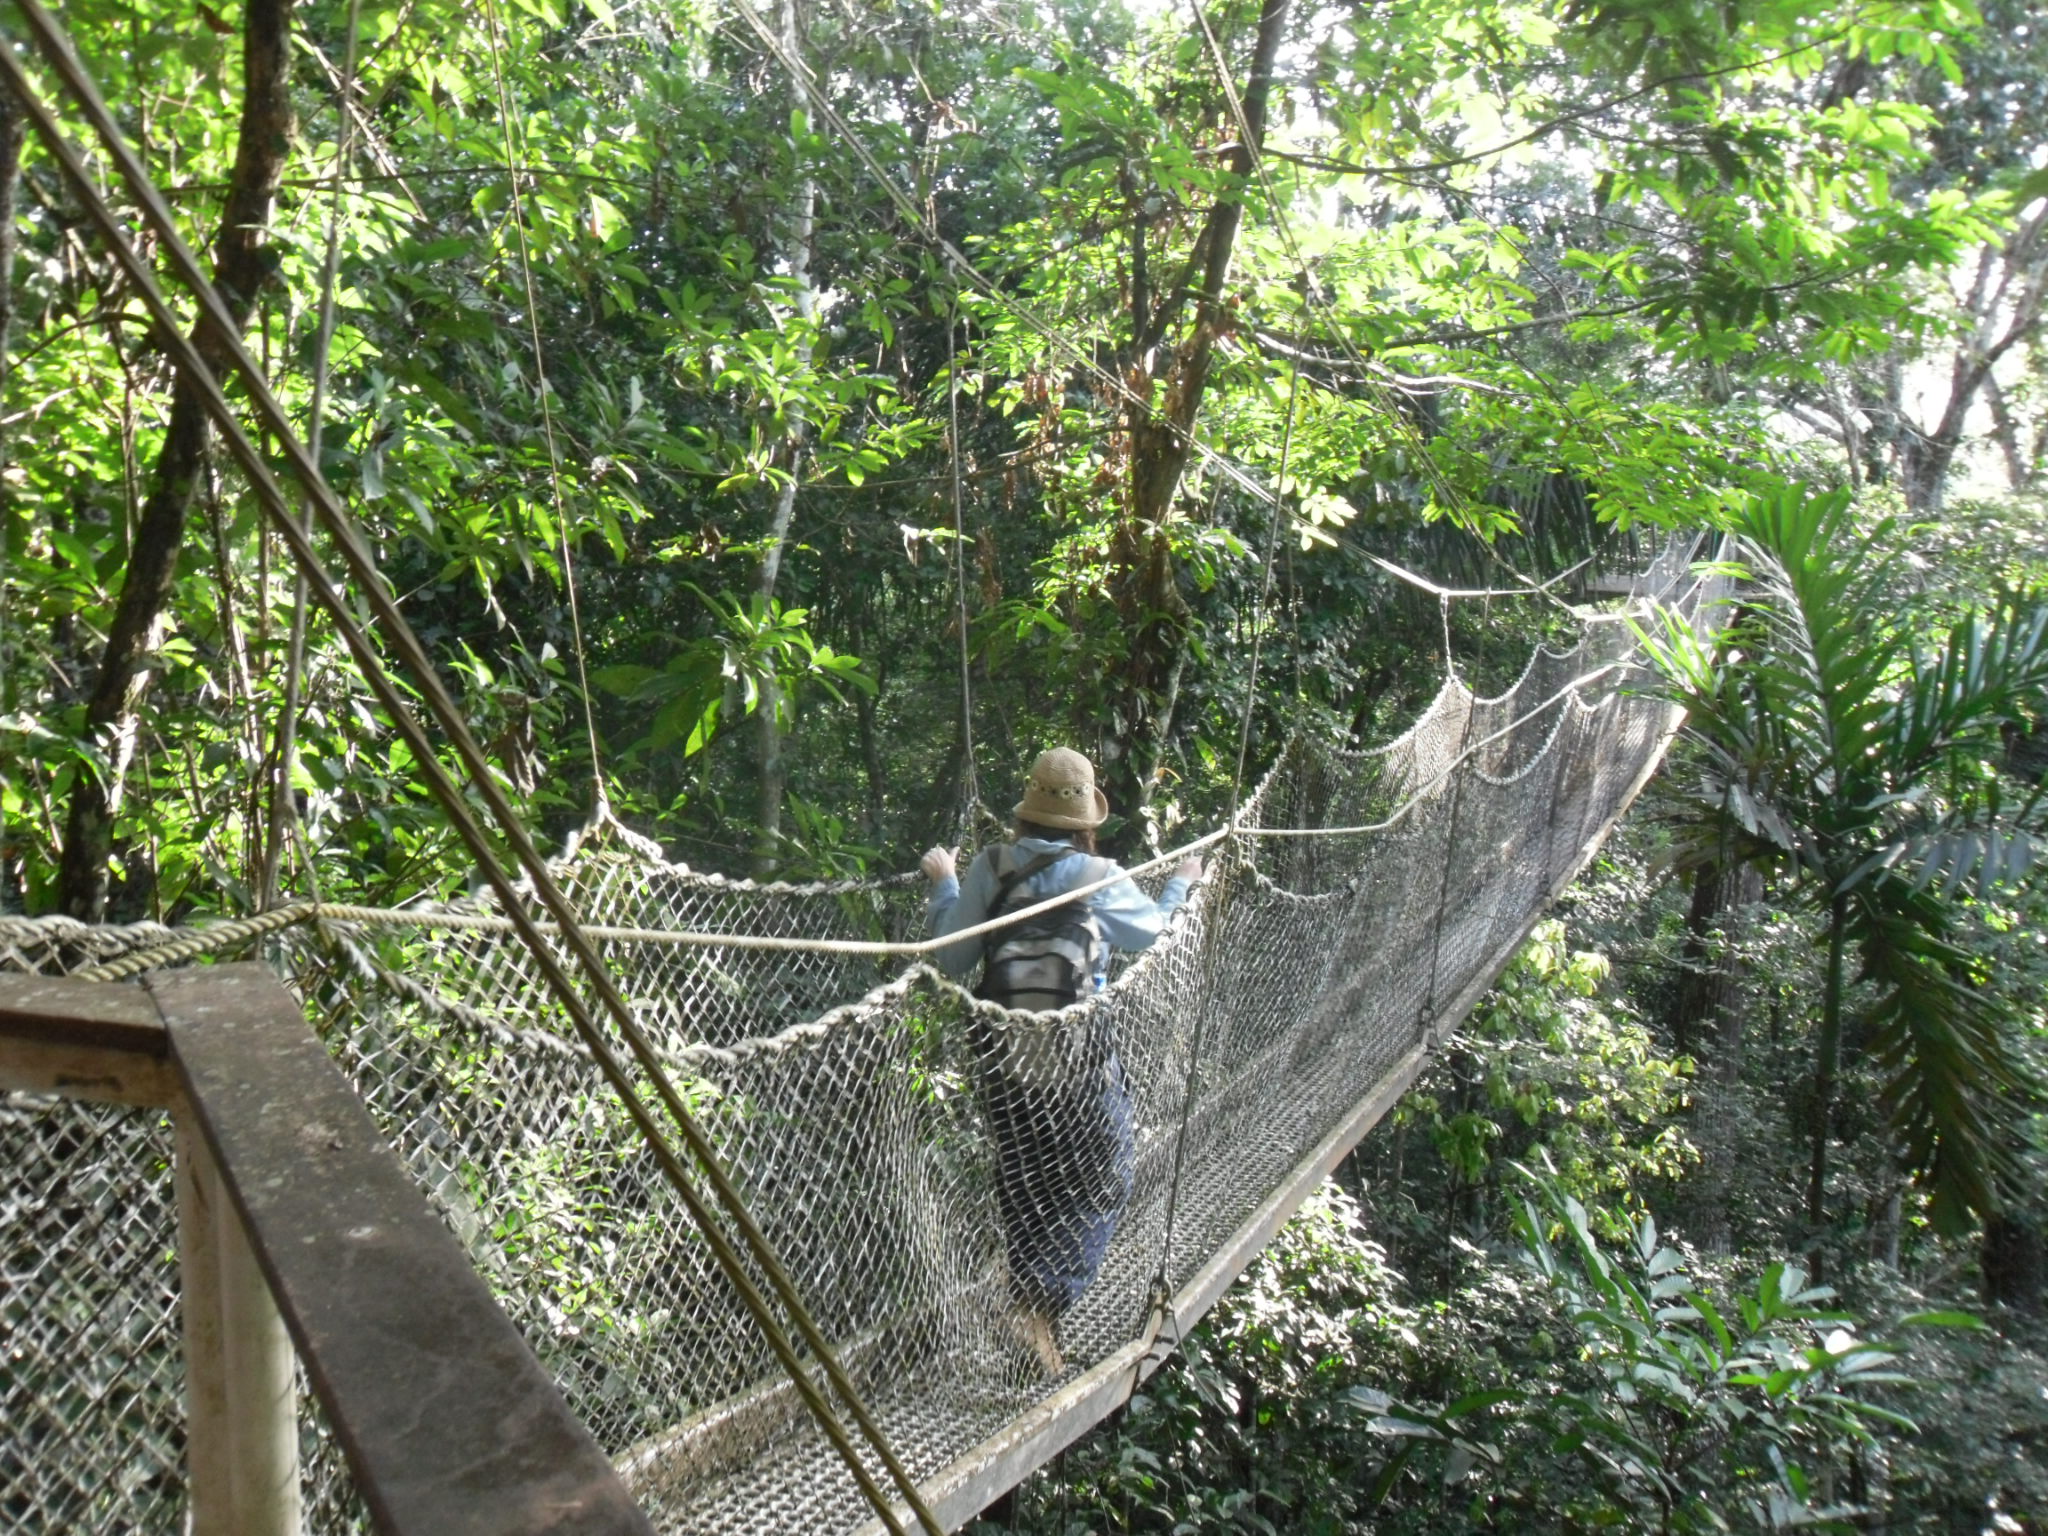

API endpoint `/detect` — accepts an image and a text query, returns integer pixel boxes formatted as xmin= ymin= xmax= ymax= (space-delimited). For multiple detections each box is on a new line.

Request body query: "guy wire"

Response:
xmin=480 ymin=0 xmax=611 ymax=813
xmin=1230 ymin=363 xmax=1302 ymax=824
xmin=1157 ymin=358 xmax=1299 ymax=1323
xmin=946 ymin=304 xmax=981 ymax=819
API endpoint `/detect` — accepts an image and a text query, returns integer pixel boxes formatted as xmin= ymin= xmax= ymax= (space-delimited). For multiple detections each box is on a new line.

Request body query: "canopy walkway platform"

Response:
xmin=0 ymin=542 xmax=1720 ymax=1536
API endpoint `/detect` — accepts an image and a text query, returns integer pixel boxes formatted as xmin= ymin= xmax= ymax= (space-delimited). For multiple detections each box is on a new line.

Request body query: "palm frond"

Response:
xmin=1844 ymin=825 xmax=2040 ymax=901
xmin=1890 ymin=601 xmax=2048 ymax=780
xmin=1727 ymin=490 xmax=1908 ymax=805
xmin=1639 ymin=485 xmax=2048 ymax=1234
xmin=1852 ymin=890 xmax=2040 ymax=1232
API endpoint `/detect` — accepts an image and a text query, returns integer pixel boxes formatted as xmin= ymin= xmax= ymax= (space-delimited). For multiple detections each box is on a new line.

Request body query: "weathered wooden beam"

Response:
xmin=151 ymin=963 xmax=654 ymax=1536
xmin=0 ymin=971 xmax=165 ymax=1046
xmin=0 ymin=969 xmax=288 ymax=1528
xmin=0 ymin=972 xmax=179 ymax=1105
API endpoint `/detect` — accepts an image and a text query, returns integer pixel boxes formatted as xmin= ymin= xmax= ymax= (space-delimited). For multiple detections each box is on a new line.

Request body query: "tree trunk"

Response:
xmin=1981 ymin=1213 xmax=2045 ymax=1315
xmin=1874 ymin=1182 xmax=1903 ymax=1270
xmin=1884 ymin=212 xmax=2048 ymax=516
xmin=0 ymin=77 xmax=26 ymax=913
xmin=1983 ymin=373 xmax=2035 ymax=493
xmin=57 ymin=0 xmax=297 ymax=919
xmin=749 ymin=0 xmax=816 ymax=880
xmin=1671 ymin=861 xmax=1758 ymax=1059
xmin=853 ymin=608 xmax=889 ymax=841
xmin=1673 ymin=860 xmax=1762 ymax=1253
xmin=1806 ymin=892 xmax=1849 ymax=1239
xmin=1097 ymin=0 xmax=1292 ymax=846
xmin=1896 ymin=426 xmax=1961 ymax=518
xmin=921 ymin=705 xmax=969 ymax=852
xmin=0 ymin=75 xmax=23 ymax=405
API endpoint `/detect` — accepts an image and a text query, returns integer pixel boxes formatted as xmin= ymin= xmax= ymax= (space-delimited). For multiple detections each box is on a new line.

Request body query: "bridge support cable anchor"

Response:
xmin=0 ymin=18 xmax=942 ymax=1532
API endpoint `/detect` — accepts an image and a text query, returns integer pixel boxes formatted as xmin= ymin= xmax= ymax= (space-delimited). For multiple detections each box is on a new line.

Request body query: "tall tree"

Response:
xmin=5 ymin=0 xmax=2031 ymax=914
xmin=1100 ymin=0 xmax=1292 ymax=838
xmin=0 ymin=74 xmax=26 ymax=914
xmin=751 ymin=0 xmax=820 ymax=878
xmin=54 ymin=0 xmax=296 ymax=919
xmin=1669 ymin=858 xmax=1764 ymax=1253
xmin=1766 ymin=0 xmax=2048 ymax=513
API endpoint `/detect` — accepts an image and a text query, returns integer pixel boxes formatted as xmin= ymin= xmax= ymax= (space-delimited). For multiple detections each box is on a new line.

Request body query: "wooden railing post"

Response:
xmin=151 ymin=963 xmax=654 ymax=1536
xmin=175 ymin=1111 xmax=302 ymax=1536
xmin=173 ymin=1113 xmax=234 ymax=1534
xmin=217 ymin=1165 xmax=304 ymax=1534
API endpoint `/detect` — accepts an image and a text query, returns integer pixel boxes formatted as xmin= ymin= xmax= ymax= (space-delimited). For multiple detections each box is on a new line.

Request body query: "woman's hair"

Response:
xmin=1014 ymin=817 xmax=1097 ymax=854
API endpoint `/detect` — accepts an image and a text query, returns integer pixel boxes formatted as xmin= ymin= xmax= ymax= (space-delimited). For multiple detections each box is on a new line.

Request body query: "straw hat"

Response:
xmin=1014 ymin=747 xmax=1110 ymax=830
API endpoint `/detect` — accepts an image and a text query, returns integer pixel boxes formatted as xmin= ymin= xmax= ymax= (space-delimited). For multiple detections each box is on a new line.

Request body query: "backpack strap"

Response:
xmin=988 ymin=845 xmax=1071 ymax=918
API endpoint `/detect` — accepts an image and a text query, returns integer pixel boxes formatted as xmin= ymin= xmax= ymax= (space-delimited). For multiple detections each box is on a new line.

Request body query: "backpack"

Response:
xmin=975 ymin=844 xmax=1107 ymax=1012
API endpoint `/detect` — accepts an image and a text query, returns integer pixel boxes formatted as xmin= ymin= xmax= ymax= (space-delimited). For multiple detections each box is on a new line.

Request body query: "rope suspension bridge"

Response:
xmin=2 ymin=535 xmax=1723 ymax=1536
xmin=0 ymin=5 xmax=1735 ymax=1532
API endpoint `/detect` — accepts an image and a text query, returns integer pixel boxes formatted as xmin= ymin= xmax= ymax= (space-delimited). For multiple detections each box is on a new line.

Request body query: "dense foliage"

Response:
xmin=2 ymin=0 xmax=2046 ymax=1526
xmin=9 ymin=0 xmax=2039 ymax=913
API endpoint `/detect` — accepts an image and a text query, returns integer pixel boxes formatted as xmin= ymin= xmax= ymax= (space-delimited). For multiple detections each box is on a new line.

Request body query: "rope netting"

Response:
xmin=1 ymin=540 xmax=1719 ymax=1535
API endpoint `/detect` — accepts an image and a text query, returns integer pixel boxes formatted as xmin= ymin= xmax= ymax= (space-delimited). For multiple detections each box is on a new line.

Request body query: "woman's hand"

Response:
xmin=1173 ymin=855 xmax=1204 ymax=882
xmin=920 ymin=845 xmax=957 ymax=884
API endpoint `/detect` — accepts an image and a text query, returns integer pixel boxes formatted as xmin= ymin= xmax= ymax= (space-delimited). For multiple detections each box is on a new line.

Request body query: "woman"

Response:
xmin=921 ymin=747 xmax=1202 ymax=1374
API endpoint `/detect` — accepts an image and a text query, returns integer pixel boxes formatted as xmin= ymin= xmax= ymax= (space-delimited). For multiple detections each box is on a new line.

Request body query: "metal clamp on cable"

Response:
xmin=1136 ymin=1277 xmax=1183 ymax=1380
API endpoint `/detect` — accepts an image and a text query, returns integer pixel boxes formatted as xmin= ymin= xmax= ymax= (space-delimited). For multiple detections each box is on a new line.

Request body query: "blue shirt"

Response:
xmin=926 ymin=837 xmax=1193 ymax=986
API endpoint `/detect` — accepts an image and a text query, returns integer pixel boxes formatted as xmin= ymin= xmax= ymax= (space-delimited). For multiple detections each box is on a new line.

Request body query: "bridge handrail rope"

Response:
xmin=55 ymin=643 xmax=1674 ymax=990
xmin=35 ymin=574 xmax=1694 ymax=1101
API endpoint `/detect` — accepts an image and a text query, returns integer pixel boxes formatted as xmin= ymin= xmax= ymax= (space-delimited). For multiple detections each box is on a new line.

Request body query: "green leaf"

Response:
xmin=590 ymin=664 xmax=658 ymax=697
